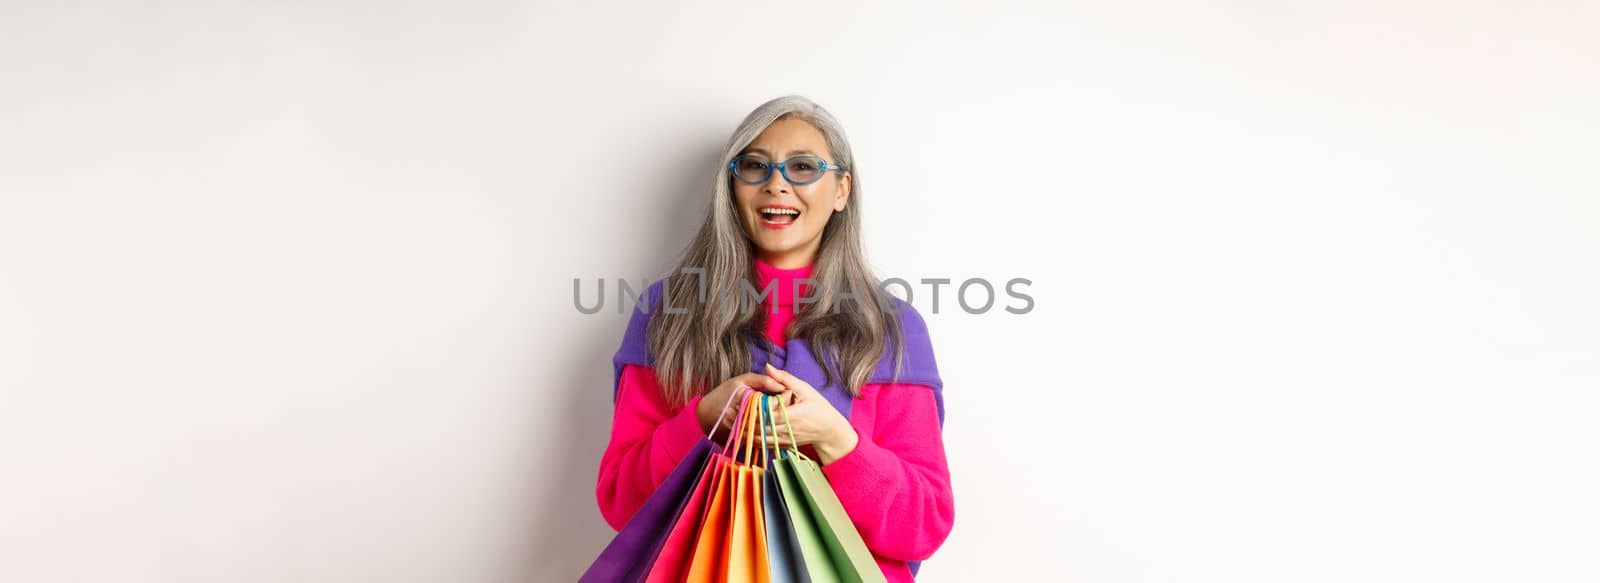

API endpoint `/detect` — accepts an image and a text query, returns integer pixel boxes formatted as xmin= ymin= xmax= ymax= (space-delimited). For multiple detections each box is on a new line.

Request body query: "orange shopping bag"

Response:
xmin=684 ymin=390 xmax=773 ymax=583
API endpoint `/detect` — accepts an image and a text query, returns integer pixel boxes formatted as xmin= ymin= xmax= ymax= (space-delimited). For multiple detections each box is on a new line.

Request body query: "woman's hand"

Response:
xmin=761 ymin=363 xmax=859 ymax=465
xmin=696 ymin=372 xmax=788 ymax=435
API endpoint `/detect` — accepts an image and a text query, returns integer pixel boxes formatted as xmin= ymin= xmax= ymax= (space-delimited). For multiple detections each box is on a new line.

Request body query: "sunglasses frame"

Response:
xmin=727 ymin=154 xmax=848 ymax=186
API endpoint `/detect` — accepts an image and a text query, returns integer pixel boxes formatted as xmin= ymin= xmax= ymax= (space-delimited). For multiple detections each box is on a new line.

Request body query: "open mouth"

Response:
xmin=758 ymin=206 xmax=801 ymax=226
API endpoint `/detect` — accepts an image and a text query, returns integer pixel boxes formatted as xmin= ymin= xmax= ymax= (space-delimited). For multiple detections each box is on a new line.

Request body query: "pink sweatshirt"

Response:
xmin=595 ymin=258 xmax=955 ymax=581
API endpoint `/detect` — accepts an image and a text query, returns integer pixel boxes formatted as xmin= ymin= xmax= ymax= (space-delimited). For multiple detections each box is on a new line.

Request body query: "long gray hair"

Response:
xmin=648 ymin=95 xmax=904 ymax=406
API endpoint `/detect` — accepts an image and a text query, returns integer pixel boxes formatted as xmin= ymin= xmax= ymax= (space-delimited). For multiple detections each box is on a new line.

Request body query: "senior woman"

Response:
xmin=595 ymin=95 xmax=954 ymax=581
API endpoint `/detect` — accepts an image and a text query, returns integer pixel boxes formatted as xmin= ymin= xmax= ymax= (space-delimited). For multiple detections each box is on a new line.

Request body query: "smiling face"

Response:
xmin=731 ymin=117 xmax=852 ymax=269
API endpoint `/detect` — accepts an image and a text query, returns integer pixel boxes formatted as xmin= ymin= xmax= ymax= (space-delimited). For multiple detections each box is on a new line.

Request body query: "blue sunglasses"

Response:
xmin=727 ymin=154 xmax=847 ymax=186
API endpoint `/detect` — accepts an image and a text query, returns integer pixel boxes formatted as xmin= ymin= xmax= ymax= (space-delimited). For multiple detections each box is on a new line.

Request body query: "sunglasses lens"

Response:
xmin=786 ymin=157 xmax=822 ymax=184
xmin=733 ymin=157 xmax=769 ymax=182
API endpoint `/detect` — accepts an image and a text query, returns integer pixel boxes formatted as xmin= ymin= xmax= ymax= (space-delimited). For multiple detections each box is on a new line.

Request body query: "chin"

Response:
xmin=751 ymin=236 xmax=795 ymax=255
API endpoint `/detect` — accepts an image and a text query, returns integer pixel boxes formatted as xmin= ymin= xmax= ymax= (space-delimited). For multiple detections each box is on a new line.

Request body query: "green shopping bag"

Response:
xmin=757 ymin=395 xmax=810 ymax=583
xmin=768 ymin=398 xmax=887 ymax=583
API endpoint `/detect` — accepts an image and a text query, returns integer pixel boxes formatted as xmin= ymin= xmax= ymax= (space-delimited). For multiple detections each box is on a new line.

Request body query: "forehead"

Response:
xmin=741 ymin=118 xmax=830 ymax=159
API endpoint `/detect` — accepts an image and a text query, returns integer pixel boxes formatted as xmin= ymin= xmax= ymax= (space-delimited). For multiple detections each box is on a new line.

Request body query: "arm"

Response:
xmin=593 ymin=363 xmax=707 ymax=530
xmin=821 ymin=382 xmax=955 ymax=561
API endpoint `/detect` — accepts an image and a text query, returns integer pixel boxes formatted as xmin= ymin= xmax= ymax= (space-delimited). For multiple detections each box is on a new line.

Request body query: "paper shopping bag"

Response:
xmin=758 ymin=395 xmax=812 ymax=583
xmin=684 ymin=390 xmax=773 ymax=583
xmin=579 ymin=438 xmax=716 ymax=583
xmin=769 ymin=396 xmax=886 ymax=583
xmin=643 ymin=451 xmax=722 ymax=582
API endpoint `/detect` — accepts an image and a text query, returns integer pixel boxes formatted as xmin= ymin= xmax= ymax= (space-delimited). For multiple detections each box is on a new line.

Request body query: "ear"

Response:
xmin=833 ymin=171 xmax=851 ymax=212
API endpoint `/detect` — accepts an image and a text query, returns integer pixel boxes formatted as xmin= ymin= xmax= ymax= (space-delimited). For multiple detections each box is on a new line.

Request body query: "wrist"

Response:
xmin=691 ymin=395 xmax=714 ymax=432
xmin=815 ymin=424 xmax=860 ymax=465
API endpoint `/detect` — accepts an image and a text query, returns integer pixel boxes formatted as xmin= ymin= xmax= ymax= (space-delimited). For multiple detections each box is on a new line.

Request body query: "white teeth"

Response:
xmin=759 ymin=207 xmax=799 ymax=215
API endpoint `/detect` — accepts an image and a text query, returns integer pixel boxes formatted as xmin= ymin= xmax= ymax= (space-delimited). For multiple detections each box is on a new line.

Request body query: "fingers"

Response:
xmin=709 ymin=385 xmax=748 ymax=430
xmin=759 ymin=388 xmax=798 ymax=411
xmin=740 ymin=373 xmax=789 ymax=394
xmin=761 ymin=401 xmax=806 ymax=446
xmin=763 ymin=363 xmax=812 ymax=394
xmin=763 ymin=363 xmax=792 ymax=384
xmin=755 ymin=420 xmax=794 ymax=446
xmin=707 ymin=372 xmax=799 ymax=438
xmin=758 ymin=427 xmax=798 ymax=448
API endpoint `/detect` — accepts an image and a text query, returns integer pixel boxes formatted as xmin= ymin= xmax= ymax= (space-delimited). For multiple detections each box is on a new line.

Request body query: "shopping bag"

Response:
xmin=684 ymin=459 xmax=735 ymax=582
xmin=758 ymin=394 xmax=812 ymax=583
xmin=581 ymin=387 xmax=745 ymax=583
xmin=643 ymin=451 xmax=722 ymax=582
xmin=579 ymin=439 xmax=715 ymax=583
xmin=769 ymin=397 xmax=887 ymax=583
xmin=685 ymin=390 xmax=773 ymax=583
xmin=725 ymin=459 xmax=771 ymax=581
xmin=772 ymin=457 xmax=839 ymax=583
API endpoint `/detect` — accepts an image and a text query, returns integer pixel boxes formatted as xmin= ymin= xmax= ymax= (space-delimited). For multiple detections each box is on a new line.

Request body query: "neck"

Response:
xmin=753 ymin=256 xmax=815 ymax=307
xmin=757 ymin=246 xmax=819 ymax=270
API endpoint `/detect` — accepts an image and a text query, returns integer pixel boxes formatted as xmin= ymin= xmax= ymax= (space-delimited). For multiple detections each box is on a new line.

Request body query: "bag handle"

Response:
xmin=757 ymin=394 xmax=784 ymax=467
xmin=705 ymin=384 xmax=748 ymax=440
xmin=740 ymin=389 xmax=767 ymax=468
xmin=758 ymin=394 xmax=773 ymax=469
xmin=769 ymin=393 xmax=811 ymax=463
xmin=756 ymin=394 xmax=774 ymax=469
xmin=724 ymin=388 xmax=757 ymax=454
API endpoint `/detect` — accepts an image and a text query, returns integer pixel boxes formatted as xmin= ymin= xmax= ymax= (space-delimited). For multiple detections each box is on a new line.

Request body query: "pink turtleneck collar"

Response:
xmin=753 ymin=257 xmax=814 ymax=307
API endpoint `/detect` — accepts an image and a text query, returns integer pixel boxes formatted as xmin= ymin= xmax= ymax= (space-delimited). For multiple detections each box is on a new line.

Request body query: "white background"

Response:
xmin=2 ymin=1 xmax=1597 ymax=581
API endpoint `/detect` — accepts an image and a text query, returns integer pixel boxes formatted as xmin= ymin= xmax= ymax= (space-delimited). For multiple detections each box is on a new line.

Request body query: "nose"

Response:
xmin=763 ymin=166 xmax=792 ymax=196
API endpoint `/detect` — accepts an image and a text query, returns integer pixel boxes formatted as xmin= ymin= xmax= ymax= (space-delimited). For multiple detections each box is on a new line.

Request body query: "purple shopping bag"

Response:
xmin=580 ymin=438 xmax=719 ymax=583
